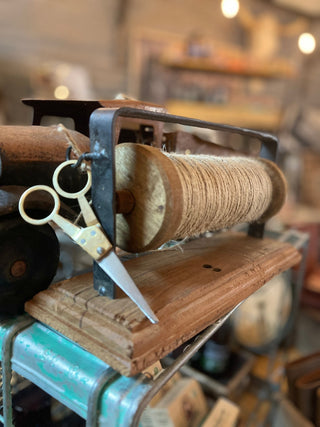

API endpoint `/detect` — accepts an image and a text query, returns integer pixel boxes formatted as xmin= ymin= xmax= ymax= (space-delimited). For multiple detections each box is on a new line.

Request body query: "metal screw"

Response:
xmin=99 ymin=286 xmax=107 ymax=295
xmin=183 ymin=344 xmax=191 ymax=353
xmin=96 ymin=247 xmax=104 ymax=255
xmin=10 ymin=260 xmax=27 ymax=278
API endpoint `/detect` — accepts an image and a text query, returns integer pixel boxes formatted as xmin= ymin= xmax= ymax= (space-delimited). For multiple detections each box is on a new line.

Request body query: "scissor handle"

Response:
xmin=19 ymin=185 xmax=60 ymax=226
xmin=52 ymin=159 xmax=92 ymax=199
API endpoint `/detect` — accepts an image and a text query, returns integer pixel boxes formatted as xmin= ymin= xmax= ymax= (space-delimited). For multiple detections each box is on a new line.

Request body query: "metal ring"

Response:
xmin=18 ymin=185 xmax=60 ymax=225
xmin=53 ymin=160 xmax=92 ymax=199
xmin=72 ymin=152 xmax=89 ymax=169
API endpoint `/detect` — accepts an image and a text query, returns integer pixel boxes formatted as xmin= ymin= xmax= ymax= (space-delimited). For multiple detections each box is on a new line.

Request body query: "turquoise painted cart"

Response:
xmin=0 ymin=311 xmax=233 ymax=426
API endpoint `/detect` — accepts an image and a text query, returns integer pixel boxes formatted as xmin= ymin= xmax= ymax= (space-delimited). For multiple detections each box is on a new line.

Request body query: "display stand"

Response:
xmin=0 ymin=306 xmax=236 ymax=427
xmin=0 ymin=105 xmax=307 ymax=425
xmin=25 ymin=231 xmax=300 ymax=376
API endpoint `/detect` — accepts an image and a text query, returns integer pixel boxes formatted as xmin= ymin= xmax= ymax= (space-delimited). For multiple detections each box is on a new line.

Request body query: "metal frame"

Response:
xmin=22 ymin=101 xmax=280 ymax=295
xmin=0 ymin=102 xmax=301 ymax=426
xmin=131 ymin=304 xmax=241 ymax=426
xmin=0 ymin=316 xmax=34 ymax=426
xmin=277 ymin=229 xmax=309 ymax=349
xmin=0 ymin=306 xmax=234 ymax=427
xmin=0 ymin=225 xmax=308 ymax=427
xmin=22 ymin=99 xmax=102 ymax=136
xmin=89 ymin=107 xmax=279 ymax=296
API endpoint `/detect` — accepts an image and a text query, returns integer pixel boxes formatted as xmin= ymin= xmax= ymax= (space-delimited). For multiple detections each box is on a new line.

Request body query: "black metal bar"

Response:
xmin=89 ymin=109 xmax=118 ymax=298
xmin=248 ymin=223 xmax=265 ymax=239
xmin=22 ymin=99 xmax=102 ymax=136
xmin=107 ymin=107 xmax=279 ymax=161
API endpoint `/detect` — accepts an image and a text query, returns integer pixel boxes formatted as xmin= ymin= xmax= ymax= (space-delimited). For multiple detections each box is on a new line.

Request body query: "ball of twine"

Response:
xmin=115 ymin=143 xmax=287 ymax=252
xmin=164 ymin=152 xmax=286 ymax=239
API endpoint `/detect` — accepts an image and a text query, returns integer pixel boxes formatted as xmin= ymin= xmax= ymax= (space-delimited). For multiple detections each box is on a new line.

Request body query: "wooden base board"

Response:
xmin=25 ymin=232 xmax=301 ymax=376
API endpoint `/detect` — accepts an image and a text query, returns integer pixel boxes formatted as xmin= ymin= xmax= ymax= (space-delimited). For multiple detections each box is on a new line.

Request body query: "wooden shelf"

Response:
xmin=166 ymin=100 xmax=283 ymax=130
xmin=25 ymin=232 xmax=300 ymax=376
xmin=160 ymin=56 xmax=296 ymax=79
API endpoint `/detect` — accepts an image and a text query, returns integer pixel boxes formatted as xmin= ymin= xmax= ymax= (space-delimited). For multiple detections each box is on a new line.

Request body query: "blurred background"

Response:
xmin=0 ymin=0 xmax=319 ymax=126
xmin=1 ymin=0 xmax=319 ymax=237
xmin=1 ymin=1 xmax=320 ymax=425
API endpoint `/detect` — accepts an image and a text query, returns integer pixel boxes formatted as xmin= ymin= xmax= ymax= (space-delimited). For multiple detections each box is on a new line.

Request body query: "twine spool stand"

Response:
xmin=115 ymin=143 xmax=286 ymax=252
xmin=26 ymin=142 xmax=299 ymax=376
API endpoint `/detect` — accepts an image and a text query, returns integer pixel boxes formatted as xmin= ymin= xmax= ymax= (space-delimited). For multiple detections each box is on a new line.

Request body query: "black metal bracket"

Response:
xmin=22 ymin=99 xmax=102 ymax=136
xmin=89 ymin=107 xmax=279 ymax=298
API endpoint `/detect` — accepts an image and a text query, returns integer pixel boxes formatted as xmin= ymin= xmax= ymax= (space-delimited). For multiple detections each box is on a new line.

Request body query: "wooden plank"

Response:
xmin=166 ymin=100 xmax=283 ymax=130
xmin=25 ymin=232 xmax=301 ymax=376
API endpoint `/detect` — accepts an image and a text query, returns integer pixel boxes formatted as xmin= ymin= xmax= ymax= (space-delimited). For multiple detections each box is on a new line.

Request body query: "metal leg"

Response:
xmin=131 ymin=303 xmax=242 ymax=426
xmin=0 ymin=316 xmax=34 ymax=426
xmin=86 ymin=367 xmax=119 ymax=427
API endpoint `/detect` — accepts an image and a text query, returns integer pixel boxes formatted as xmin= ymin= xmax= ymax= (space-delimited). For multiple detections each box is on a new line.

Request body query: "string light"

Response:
xmin=221 ymin=0 xmax=239 ymax=19
xmin=298 ymin=32 xmax=316 ymax=54
xmin=54 ymin=85 xmax=70 ymax=99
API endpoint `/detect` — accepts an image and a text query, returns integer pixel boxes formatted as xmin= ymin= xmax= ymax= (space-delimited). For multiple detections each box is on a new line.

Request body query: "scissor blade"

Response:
xmin=98 ymin=251 xmax=159 ymax=324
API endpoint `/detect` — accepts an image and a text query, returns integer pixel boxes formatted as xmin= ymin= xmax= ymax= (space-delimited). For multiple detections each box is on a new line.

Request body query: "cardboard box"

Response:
xmin=142 ymin=361 xmax=163 ymax=379
xmin=202 ymin=397 xmax=240 ymax=427
xmin=141 ymin=378 xmax=208 ymax=427
xmin=142 ymin=360 xmax=182 ymax=408
xmin=149 ymin=372 xmax=182 ymax=408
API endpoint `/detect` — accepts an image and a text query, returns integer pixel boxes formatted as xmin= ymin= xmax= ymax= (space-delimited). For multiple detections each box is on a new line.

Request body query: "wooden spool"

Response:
xmin=115 ymin=143 xmax=286 ymax=253
xmin=0 ymin=125 xmax=89 ymax=186
xmin=116 ymin=143 xmax=184 ymax=253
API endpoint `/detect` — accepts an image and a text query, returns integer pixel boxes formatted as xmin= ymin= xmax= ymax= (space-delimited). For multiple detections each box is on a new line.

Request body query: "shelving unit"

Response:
xmin=165 ymin=100 xmax=282 ymax=130
xmin=143 ymin=54 xmax=295 ymax=130
xmin=0 ymin=308 xmax=236 ymax=427
xmin=0 ymin=106 xmax=308 ymax=425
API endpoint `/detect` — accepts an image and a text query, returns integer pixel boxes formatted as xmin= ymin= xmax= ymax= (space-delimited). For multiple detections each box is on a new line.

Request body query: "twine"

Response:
xmin=164 ymin=153 xmax=280 ymax=238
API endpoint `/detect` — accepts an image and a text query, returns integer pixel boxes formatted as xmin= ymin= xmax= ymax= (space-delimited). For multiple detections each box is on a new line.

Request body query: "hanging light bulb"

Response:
xmin=54 ymin=85 xmax=70 ymax=100
xmin=298 ymin=32 xmax=316 ymax=54
xmin=221 ymin=0 xmax=240 ymax=19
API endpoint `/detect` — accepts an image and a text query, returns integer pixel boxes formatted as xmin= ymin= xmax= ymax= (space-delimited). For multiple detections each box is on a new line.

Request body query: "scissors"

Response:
xmin=18 ymin=159 xmax=159 ymax=324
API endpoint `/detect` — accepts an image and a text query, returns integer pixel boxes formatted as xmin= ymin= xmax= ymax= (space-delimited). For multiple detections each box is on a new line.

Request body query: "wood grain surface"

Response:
xmin=115 ymin=143 xmax=286 ymax=252
xmin=25 ymin=232 xmax=301 ymax=376
xmin=116 ymin=143 xmax=183 ymax=252
xmin=0 ymin=125 xmax=89 ymax=186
